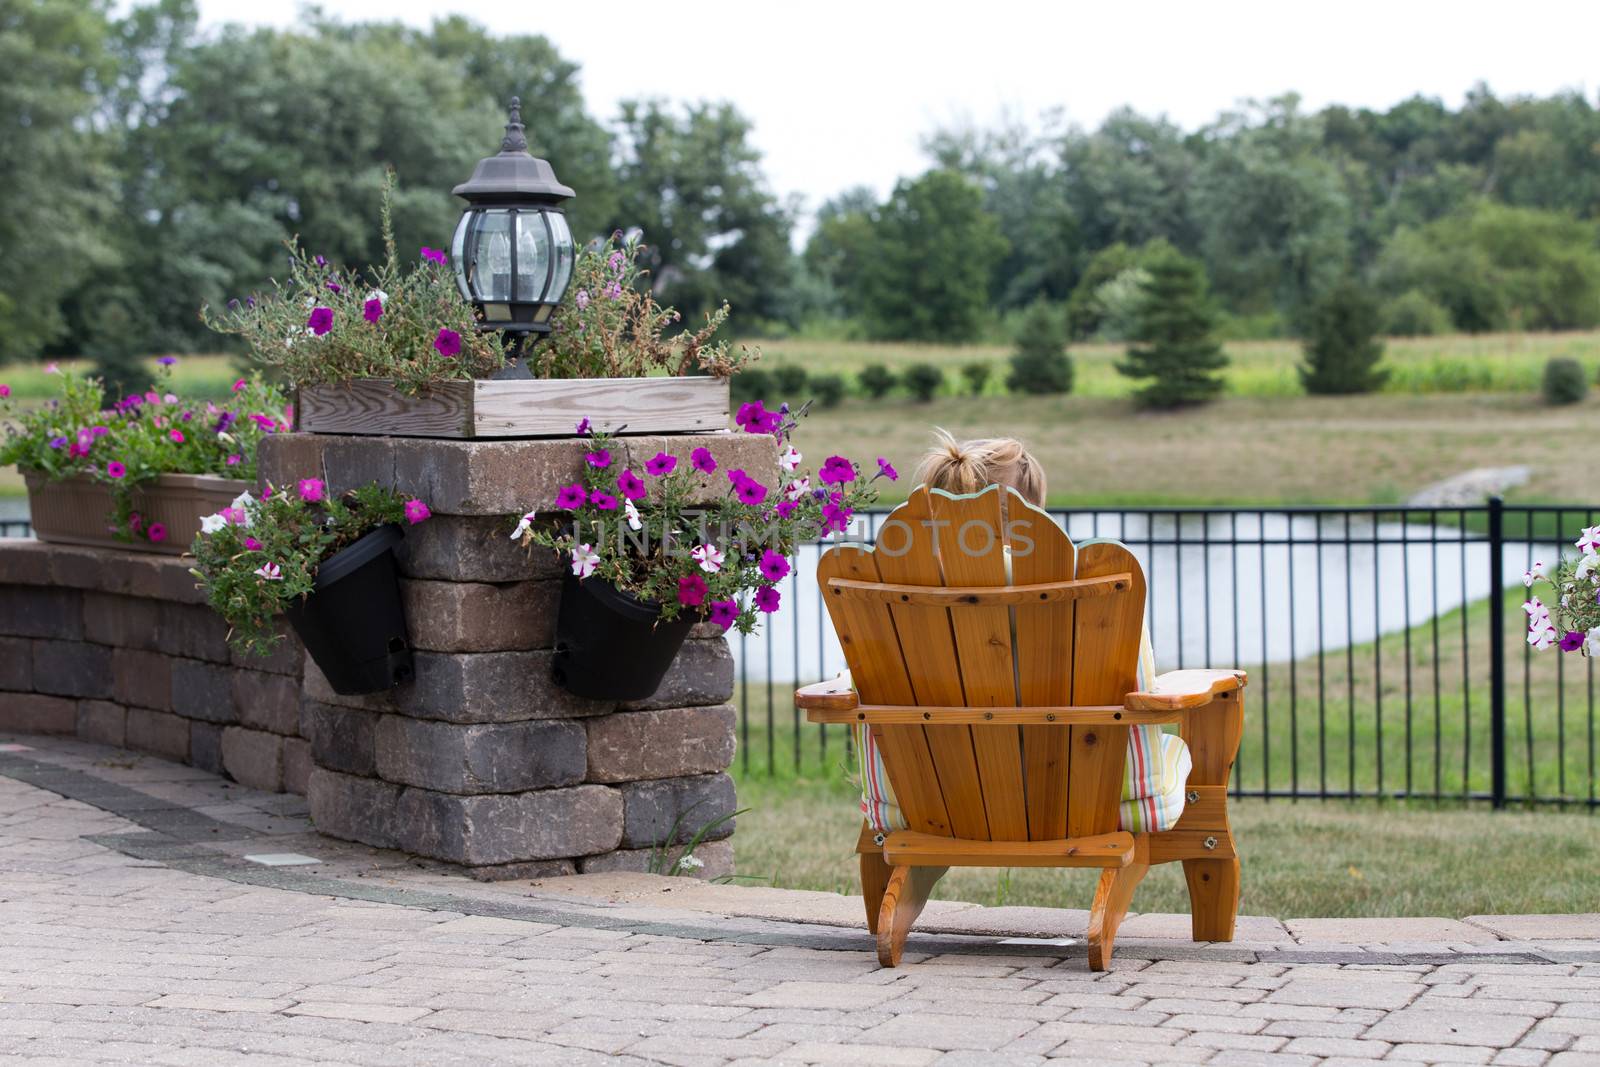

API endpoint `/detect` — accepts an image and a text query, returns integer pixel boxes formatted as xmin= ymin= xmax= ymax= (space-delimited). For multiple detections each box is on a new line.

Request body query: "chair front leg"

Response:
xmin=856 ymin=821 xmax=891 ymax=935
xmin=1178 ymin=688 xmax=1245 ymax=942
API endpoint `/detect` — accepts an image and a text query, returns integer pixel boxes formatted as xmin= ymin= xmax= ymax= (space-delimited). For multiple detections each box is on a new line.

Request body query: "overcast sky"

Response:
xmin=193 ymin=0 xmax=1599 ymax=219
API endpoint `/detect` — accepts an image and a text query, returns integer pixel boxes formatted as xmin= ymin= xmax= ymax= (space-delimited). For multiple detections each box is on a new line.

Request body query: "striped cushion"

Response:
xmin=854 ymin=724 xmax=1192 ymax=836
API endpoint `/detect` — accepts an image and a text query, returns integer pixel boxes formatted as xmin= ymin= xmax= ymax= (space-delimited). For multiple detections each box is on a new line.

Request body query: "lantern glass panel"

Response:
xmin=467 ymin=209 xmax=514 ymax=302
xmin=450 ymin=212 xmax=471 ymax=300
xmin=548 ymin=212 xmax=574 ymax=304
xmin=513 ymin=211 xmax=552 ymax=302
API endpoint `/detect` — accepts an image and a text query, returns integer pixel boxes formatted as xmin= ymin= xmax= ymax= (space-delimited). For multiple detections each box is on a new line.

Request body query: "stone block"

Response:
xmin=464 ymin=859 xmax=577 ymax=882
xmin=0 ymin=692 xmax=77 ymax=734
xmin=82 ymin=592 xmax=164 ymax=651
xmin=113 ymin=648 xmax=171 ymax=711
xmin=0 ymin=636 xmax=33 ymax=691
xmin=254 ymin=433 xmax=327 ymax=494
xmin=301 ymin=701 xmax=379 ymax=777
xmin=0 ymin=542 xmax=56 ymax=586
xmin=578 ymin=838 xmax=734 ymax=880
xmin=189 ymin=721 xmax=225 ymax=775
xmin=156 ymin=559 xmax=208 ymax=605
xmin=170 ymin=659 xmax=236 ymax=724
xmin=373 ymin=715 xmax=586 ymax=794
xmin=620 ymin=638 xmax=734 ymax=711
xmin=619 ymin=772 xmax=738 ymax=849
xmin=396 ymin=514 xmax=560 ymax=582
xmin=76 ymin=699 xmax=127 ymax=746
xmin=304 ymin=650 xmax=613 ymax=724
xmin=282 ymin=738 xmax=312 ymax=796
xmin=158 ymin=602 xmax=230 ymax=663
xmin=586 ymin=704 xmax=737 ymax=783
xmin=221 ymin=727 xmax=284 ymax=792
xmin=232 ymin=670 xmax=300 ymax=735
xmin=125 ymin=707 xmax=189 ymax=760
xmin=47 ymin=545 xmax=108 ymax=591
xmin=394 ymin=783 xmax=622 ymax=866
xmin=308 ymin=768 xmax=401 ymax=850
xmin=30 ymin=640 xmax=113 ymax=699
xmin=0 ymin=586 xmax=83 ymax=640
xmin=400 ymin=579 xmax=558 ymax=652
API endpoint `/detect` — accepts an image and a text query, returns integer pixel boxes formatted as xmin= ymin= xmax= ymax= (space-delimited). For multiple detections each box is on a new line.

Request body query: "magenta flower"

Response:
xmin=420 ymin=246 xmax=448 ymax=265
xmin=48 ymin=436 xmax=66 ymax=450
xmin=617 ymin=469 xmax=646 ymax=501
xmin=708 ymin=599 xmax=739 ymax=630
xmin=735 ymin=401 xmax=781 ymax=435
xmin=249 ymin=414 xmax=277 ymax=431
xmin=307 ymin=306 xmax=334 ymax=336
xmin=821 ymin=502 xmax=852 ymax=534
xmin=775 ymin=500 xmax=799 ymax=519
xmin=106 ymin=461 xmax=126 ymax=479
xmin=226 ymin=454 xmax=242 ymax=466
xmin=690 ymin=447 xmax=717 ymax=474
xmin=575 ymin=417 xmax=591 ymax=436
xmin=91 ymin=425 xmax=109 ymax=437
xmin=677 ymin=573 xmax=708 ymax=607
xmin=433 ymin=328 xmax=462 ymax=358
xmin=759 ymin=549 xmax=791 ymax=583
xmin=129 ymin=513 xmax=142 ymax=534
xmin=586 ymin=449 xmax=612 ymax=469
xmin=877 ymin=457 xmax=898 ymax=481
xmin=0 ymin=384 xmax=9 ymax=398
xmin=589 ymin=490 xmax=619 ymax=511
xmin=1560 ymin=630 xmax=1586 ymax=652
xmin=244 ymin=536 xmax=262 ymax=551
xmin=818 ymin=456 xmax=856 ymax=486
xmin=147 ymin=523 xmax=167 ymax=543
xmin=157 ymin=356 xmax=176 ymax=366
xmin=754 ymin=586 xmax=781 ymax=613
xmin=645 ymin=452 xmax=677 ymax=476
xmin=297 ymin=478 xmax=325 ymax=503
xmin=232 ymin=378 xmax=247 ymax=393
xmin=555 ymin=483 xmax=587 ymax=510
xmin=363 ymin=298 xmax=383 ymax=323
xmin=168 ymin=429 xmax=185 ymax=443
xmin=730 ymin=472 xmax=768 ymax=506
xmin=326 ymin=281 xmax=341 ymax=293
xmin=403 ymin=499 xmax=431 ymax=525
xmin=608 ymin=250 xmax=625 ymax=273
xmin=314 ymin=255 xmax=327 ymax=267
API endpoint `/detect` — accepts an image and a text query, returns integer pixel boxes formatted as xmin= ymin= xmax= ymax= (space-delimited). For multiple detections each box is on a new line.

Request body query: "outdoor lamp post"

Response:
xmin=451 ymin=97 xmax=576 ymax=365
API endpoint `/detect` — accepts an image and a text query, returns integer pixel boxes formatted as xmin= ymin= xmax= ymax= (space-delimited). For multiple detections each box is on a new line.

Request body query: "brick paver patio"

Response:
xmin=2 ymin=732 xmax=1598 ymax=1066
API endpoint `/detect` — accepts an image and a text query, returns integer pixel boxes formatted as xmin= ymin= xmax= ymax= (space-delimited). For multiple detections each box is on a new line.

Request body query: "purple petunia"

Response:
xmin=759 ymin=549 xmax=791 ymax=583
xmin=617 ymin=469 xmax=646 ymax=501
xmin=307 ymin=306 xmax=334 ymax=336
xmin=48 ymin=436 xmax=67 ymax=450
xmin=729 ymin=471 xmax=768 ymax=506
xmin=326 ymin=281 xmax=341 ymax=293
xmin=420 ymin=246 xmax=448 ymax=265
xmin=575 ymin=417 xmax=591 ymax=436
xmin=433 ymin=328 xmax=462 ymax=358
xmin=690 ymin=447 xmax=717 ymax=474
xmin=157 ymin=356 xmax=177 ymax=366
xmin=821 ymin=502 xmax=852 ymax=534
xmin=877 ymin=457 xmax=898 ymax=481
xmin=707 ymin=598 xmax=739 ymax=630
xmin=775 ymin=500 xmax=799 ymax=519
xmin=589 ymin=490 xmax=619 ymax=511
xmin=586 ymin=449 xmax=612 ymax=469
xmin=818 ymin=456 xmax=856 ymax=486
xmin=554 ymin=483 xmax=587 ymax=510
xmin=645 ymin=452 xmax=677 ymax=476
xmin=1560 ymin=630 xmax=1586 ymax=652
xmin=754 ymin=586 xmax=781 ymax=613
xmin=363 ymin=298 xmax=383 ymax=323
xmin=735 ymin=401 xmax=782 ymax=435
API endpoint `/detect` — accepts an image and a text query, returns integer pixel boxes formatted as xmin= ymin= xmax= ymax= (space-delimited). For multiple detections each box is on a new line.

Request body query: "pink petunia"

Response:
xmin=146 ymin=523 xmax=167 ymax=543
xmin=232 ymin=378 xmax=247 ymax=393
xmin=554 ymin=483 xmax=587 ymax=510
xmin=226 ymin=454 xmax=242 ymax=466
xmin=754 ymin=586 xmax=781 ymax=613
xmin=244 ymin=536 xmax=263 ymax=551
xmin=617 ymin=469 xmax=646 ymax=501
xmin=433 ymin=328 xmax=462 ymax=358
xmin=297 ymin=478 xmax=325 ymax=503
xmin=0 ymin=384 xmax=9 ymax=398
xmin=645 ymin=452 xmax=677 ymax=476
xmin=677 ymin=573 xmax=708 ymax=607
xmin=759 ymin=549 xmax=791 ymax=583
xmin=403 ymin=499 xmax=431 ymax=525
xmin=690 ymin=447 xmax=716 ymax=474
xmin=168 ymin=429 xmax=185 ymax=443
xmin=106 ymin=461 xmax=126 ymax=479
xmin=589 ymin=491 xmax=619 ymax=511
xmin=586 ymin=449 xmax=612 ymax=469
xmin=363 ymin=298 xmax=384 ymax=323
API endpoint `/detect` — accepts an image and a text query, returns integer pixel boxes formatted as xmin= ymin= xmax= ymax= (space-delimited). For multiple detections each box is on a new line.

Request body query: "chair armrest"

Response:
xmin=1125 ymin=669 xmax=1247 ymax=711
xmin=796 ymin=674 xmax=859 ymax=713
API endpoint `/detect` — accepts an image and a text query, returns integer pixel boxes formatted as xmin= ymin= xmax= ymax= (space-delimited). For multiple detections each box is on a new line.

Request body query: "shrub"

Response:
xmin=1007 ymin=301 xmax=1074 ymax=395
xmin=730 ymin=367 xmax=774 ymax=405
xmin=1381 ymin=289 xmax=1452 ymax=336
xmin=902 ymin=363 xmax=944 ymax=402
xmin=809 ymin=373 xmax=846 ymax=408
xmin=771 ymin=364 xmax=809 ymax=397
xmin=1299 ymin=279 xmax=1389 ymax=395
xmin=1116 ymin=252 xmax=1228 ymax=409
xmin=960 ymin=361 xmax=992 ymax=396
xmin=1542 ymin=357 xmax=1588 ymax=405
xmin=857 ymin=363 xmax=897 ymax=399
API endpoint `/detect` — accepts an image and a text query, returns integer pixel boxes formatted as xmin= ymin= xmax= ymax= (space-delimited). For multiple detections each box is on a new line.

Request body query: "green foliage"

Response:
xmin=902 ymin=363 xmax=945 ymax=402
xmin=1299 ymin=279 xmax=1389 ymax=395
xmin=1117 ymin=253 xmax=1229 ymax=408
xmin=1541 ymin=357 xmax=1588 ymax=405
xmin=857 ymin=363 xmax=897 ymax=399
xmin=959 ymin=361 xmax=992 ymax=396
xmin=771 ymin=365 xmax=809 ymax=397
xmin=809 ymin=373 xmax=845 ymax=408
xmin=190 ymin=481 xmax=423 ymax=656
xmin=1381 ymin=290 xmax=1453 ymax=336
xmin=730 ymin=368 xmax=774 ymax=405
xmin=1007 ymin=302 xmax=1075 ymax=395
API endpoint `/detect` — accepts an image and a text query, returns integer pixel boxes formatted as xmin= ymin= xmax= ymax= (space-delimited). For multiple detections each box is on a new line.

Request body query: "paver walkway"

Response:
xmin=2 ymin=732 xmax=1598 ymax=1066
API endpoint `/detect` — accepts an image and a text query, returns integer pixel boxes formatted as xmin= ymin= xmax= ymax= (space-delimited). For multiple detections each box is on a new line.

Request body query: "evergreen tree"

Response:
xmin=1117 ymin=253 xmax=1228 ymax=408
xmin=1299 ymin=278 xmax=1389 ymax=394
xmin=1006 ymin=302 xmax=1074 ymax=395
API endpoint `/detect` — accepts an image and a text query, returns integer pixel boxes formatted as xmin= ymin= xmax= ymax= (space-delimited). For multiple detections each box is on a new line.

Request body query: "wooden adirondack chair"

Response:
xmin=796 ymin=485 xmax=1246 ymax=970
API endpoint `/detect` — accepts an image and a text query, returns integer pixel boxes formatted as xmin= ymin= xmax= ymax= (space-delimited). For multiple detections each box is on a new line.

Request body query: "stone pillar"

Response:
xmin=259 ymin=431 xmax=775 ymax=881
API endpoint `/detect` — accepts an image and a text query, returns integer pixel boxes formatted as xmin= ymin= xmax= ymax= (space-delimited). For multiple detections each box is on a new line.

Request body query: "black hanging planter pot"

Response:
xmin=284 ymin=524 xmax=414 ymax=695
xmin=551 ymin=571 xmax=695 ymax=700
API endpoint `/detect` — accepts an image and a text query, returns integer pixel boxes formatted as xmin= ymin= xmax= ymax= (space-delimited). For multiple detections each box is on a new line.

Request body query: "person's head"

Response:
xmin=914 ymin=428 xmax=1046 ymax=506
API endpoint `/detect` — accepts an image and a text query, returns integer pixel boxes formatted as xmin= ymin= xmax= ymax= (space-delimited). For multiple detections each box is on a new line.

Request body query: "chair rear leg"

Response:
xmin=1183 ymin=855 xmax=1240 ymax=942
xmin=1086 ymin=860 xmax=1148 ymax=971
xmin=876 ymin=865 xmax=946 ymax=967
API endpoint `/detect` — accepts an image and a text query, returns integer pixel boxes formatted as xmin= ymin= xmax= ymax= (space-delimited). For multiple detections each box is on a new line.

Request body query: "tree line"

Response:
xmin=10 ymin=0 xmax=1600 ymax=384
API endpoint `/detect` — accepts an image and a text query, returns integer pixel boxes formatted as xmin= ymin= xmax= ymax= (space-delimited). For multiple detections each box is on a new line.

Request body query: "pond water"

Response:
xmin=731 ymin=510 xmax=1554 ymax=684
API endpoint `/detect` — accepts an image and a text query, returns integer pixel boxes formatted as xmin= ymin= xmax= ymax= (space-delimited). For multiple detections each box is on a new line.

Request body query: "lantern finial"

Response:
xmin=500 ymin=97 xmax=528 ymax=154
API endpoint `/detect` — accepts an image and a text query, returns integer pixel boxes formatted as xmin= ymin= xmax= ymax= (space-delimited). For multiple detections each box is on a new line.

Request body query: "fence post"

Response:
xmin=1487 ymin=495 xmax=1507 ymax=810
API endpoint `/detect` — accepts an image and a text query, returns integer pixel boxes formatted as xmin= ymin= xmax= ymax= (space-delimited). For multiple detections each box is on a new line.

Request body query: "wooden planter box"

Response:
xmin=296 ymin=377 xmax=730 ymax=439
xmin=25 ymin=471 xmax=249 ymax=555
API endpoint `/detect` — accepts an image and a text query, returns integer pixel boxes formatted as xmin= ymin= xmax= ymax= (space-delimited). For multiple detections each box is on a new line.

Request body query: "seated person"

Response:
xmin=852 ymin=430 xmax=1191 ymax=835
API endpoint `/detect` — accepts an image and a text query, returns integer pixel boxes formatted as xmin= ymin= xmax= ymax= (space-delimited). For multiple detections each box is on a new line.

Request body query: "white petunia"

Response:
xmin=1523 ymin=561 xmax=1547 ymax=587
xmin=778 ymin=445 xmax=802 ymax=472
xmin=199 ymin=513 xmax=228 ymax=535
xmin=1529 ymin=625 xmax=1558 ymax=651
xmin=623 ymin=498 xmax=642 ymax=532
xmin=254 ymin=562 xmax=282 ymax=581
xmin=1577 ymin=554 xmax=1600 ymax=582
xmin=1522 ymin=595 xmax=1547 ymax=618
xmin=1588 ymin=627 xmax=1600 ymax=656
xmin=783 ymin=477 xmax=810 ymax=502
xmin=570 ymin=543 xmax=600 ymax=579
xmin=691 ymin=543 xmax=725 ymax=574
xmin=674 ymin=854 xmax=705 ymax=873
xmin=366 ymin=288 xmax=389 ymax=307
xmin=510 ymin=509 xmax=537 ymax=540
xmin=1576 ymin=525 xmax=1600 ymax=555
xmin=229 ymin=491 xmax=256 ymax=527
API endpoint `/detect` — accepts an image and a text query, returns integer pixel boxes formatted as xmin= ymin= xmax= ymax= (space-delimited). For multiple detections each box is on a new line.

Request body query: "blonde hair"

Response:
xmin=914 ymin=428 xmax=1047 ymax=506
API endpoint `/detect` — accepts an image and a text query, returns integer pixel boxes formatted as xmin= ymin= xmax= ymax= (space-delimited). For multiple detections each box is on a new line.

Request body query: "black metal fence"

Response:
xmin=730 ymin=499 xmax=1600 ymax=810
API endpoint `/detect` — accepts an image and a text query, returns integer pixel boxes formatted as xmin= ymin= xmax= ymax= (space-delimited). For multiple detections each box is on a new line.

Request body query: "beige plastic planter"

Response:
xmin=24 ymin=470 xmax=249 ymax=555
